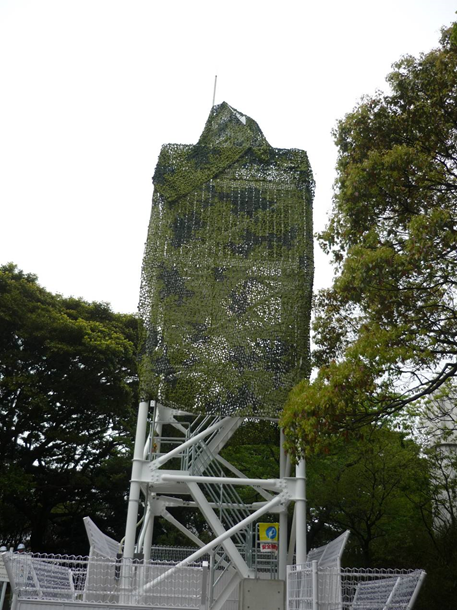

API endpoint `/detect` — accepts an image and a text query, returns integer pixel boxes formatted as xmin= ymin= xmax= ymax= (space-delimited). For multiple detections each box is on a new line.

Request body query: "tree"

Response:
xmin=0 ymin=264 xmax=139 ymax=552
xmin=306 ymin=427 xmax=431 ymax=566
xmin=304 ymin=423 xmax=456 ymax=610
xmin=281 ymin=24 xmax=456 ymax=458
xmin=411 ymin=380 xmax=457 ymax=533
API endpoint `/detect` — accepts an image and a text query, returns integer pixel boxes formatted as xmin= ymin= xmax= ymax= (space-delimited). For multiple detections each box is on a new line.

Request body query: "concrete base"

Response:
xmin=238 ymin=578 xmax=285 ymax=610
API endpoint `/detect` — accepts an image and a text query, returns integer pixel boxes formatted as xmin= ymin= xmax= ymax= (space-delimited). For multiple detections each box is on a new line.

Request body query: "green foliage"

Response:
xmin=0 ymin=264 xmax=139 ymax=552
xmin=139 ymin=102 xmax=314 ymax=417
xmin=306 ymin=428 xmax=428 ymax=566
xmin=305 ymin=423 xmax=456 ymax=609
xmin=281 ymin=24 xmax=456 ymax=458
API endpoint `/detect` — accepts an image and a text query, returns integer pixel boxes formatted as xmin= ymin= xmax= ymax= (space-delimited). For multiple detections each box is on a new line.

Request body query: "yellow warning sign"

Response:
xmin=259 ymin=523 xmax=279 ymax=542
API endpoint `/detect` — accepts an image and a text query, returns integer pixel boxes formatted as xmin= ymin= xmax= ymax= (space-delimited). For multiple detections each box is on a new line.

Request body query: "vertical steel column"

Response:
xmin=143 ymin=509 xmax=154 ymax=563
xmin=295 ymin=459 xmax=307 ymax=564
xmin=278 ymin=428 xmax=288 ymax=580
xmin=287 ymin=506 xmax=296 ymax=565
xmin=142 ymin=402 xmax=161 ymax=561
xmin=123 ymin=400 xmax=150 ymax=558
xmin=279 ymin=511 xmax=288 ymax=579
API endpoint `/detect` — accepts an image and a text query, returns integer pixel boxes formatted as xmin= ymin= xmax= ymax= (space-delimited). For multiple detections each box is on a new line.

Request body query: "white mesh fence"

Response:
xmin=3 ymin=552 xmax=426 ymax=610
xmin=2 ymin=552 xmax=209 ymax=609
xmin=286 ymin=564 xmax=426 ymax=610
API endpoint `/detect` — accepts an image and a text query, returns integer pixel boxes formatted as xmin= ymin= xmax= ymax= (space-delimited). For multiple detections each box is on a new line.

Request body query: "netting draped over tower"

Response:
xmin=139 ymin=102 xmax=314 ymax=416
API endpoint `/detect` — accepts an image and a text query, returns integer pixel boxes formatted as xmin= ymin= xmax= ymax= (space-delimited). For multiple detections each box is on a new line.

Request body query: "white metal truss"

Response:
xmin=122 ymin=401 xmax=307 ymax=608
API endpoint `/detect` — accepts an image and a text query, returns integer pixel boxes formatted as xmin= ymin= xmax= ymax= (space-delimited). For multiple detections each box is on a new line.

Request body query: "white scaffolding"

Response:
xmin=121 ymin=400 xmax=307 ymax=608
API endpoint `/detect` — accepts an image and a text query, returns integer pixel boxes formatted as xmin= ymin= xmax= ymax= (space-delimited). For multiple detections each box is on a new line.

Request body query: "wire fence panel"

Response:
xmin=3 ymin=553 xmax=209 ymax=609
xmin=130 ymin=563 xmax=205 ymax=608
xmin=306 ymin=531 xmax=350 ymax=568
xmin=286 ymin=564 xmax=426 ymax=610
xmin=4 ymin=552 xmax=426 ymax=610
xmin=287 ymin=563 xmax=314 ymax=610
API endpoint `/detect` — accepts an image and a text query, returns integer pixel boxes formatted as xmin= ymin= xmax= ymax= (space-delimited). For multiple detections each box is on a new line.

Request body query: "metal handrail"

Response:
xmin=188 ymin=441 xmax=253 ymax=552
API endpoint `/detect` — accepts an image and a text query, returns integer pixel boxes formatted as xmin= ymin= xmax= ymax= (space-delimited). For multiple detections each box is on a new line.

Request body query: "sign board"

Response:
xmin=259 ymin=523 xmax=279 ymax=553
xmin=260 ymin=542 xmax=278 ymax=552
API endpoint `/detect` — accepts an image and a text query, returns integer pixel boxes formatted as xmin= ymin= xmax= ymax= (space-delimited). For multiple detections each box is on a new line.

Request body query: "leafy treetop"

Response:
xmin=281 ymin=24 xmax=457 ymax=459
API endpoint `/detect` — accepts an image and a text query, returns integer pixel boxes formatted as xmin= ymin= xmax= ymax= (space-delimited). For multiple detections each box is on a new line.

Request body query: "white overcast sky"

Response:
xmin=0 ymin=0 xmax=455 ymax=314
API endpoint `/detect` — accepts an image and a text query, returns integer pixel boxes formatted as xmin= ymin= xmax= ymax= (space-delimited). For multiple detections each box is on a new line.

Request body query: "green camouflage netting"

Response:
xmin=139 ymin=102 xmax=314 ymax=416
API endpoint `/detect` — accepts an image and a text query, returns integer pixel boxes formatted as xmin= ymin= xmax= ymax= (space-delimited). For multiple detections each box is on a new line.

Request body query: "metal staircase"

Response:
xmin=185 ymin=438 xmax=253 ymax=557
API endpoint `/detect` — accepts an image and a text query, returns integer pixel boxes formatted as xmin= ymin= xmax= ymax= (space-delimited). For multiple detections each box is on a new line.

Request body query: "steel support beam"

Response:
xmin=124 ymin=401 xmax=150 ymax=559
xmin=137 ymin=490 xmax=284 ymax=596
xmin=159 ymin=472 xmax=283 ymax=491
xmin=295 ymin=459 xmax=307 ymax=564
xmin=187 ymin=482 xmax=251 ymax=579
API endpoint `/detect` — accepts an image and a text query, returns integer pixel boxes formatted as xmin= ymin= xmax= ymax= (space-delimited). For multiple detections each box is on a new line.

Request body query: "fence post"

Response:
xmin=209 ymin=551 xmax=215 ymax=609
xmin=312 ymin=560 xmax=318 ymax=610
xmin=201 ymin=561 xmax=209 ymax=609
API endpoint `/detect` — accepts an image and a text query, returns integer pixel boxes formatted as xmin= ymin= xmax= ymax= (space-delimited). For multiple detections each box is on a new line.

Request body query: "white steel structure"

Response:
xmin=2 ymin=473 xmax=428 ymax=610
xmin=121 ymin=400 xmax=307 ymax=608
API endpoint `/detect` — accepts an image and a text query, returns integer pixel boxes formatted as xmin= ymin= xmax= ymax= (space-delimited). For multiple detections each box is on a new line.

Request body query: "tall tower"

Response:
xmin=139 ymin=102 xmax=314 ymax=416
xmin=122 ymin=104 xmax=314 ymax=606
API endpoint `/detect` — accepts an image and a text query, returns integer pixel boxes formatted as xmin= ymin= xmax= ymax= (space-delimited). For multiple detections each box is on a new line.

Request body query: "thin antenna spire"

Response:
xmin=212 ymin=75 xmax=218 ymax=107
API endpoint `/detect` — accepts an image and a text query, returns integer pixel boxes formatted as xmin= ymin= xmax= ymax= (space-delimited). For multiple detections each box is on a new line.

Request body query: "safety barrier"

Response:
xmin=3 ymin=552 xmax=427 ymax=610
xmin=286 ymin=564 xmax=426 ymax=610
xmin=2 ymin=552 xmax=208 ymax=609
